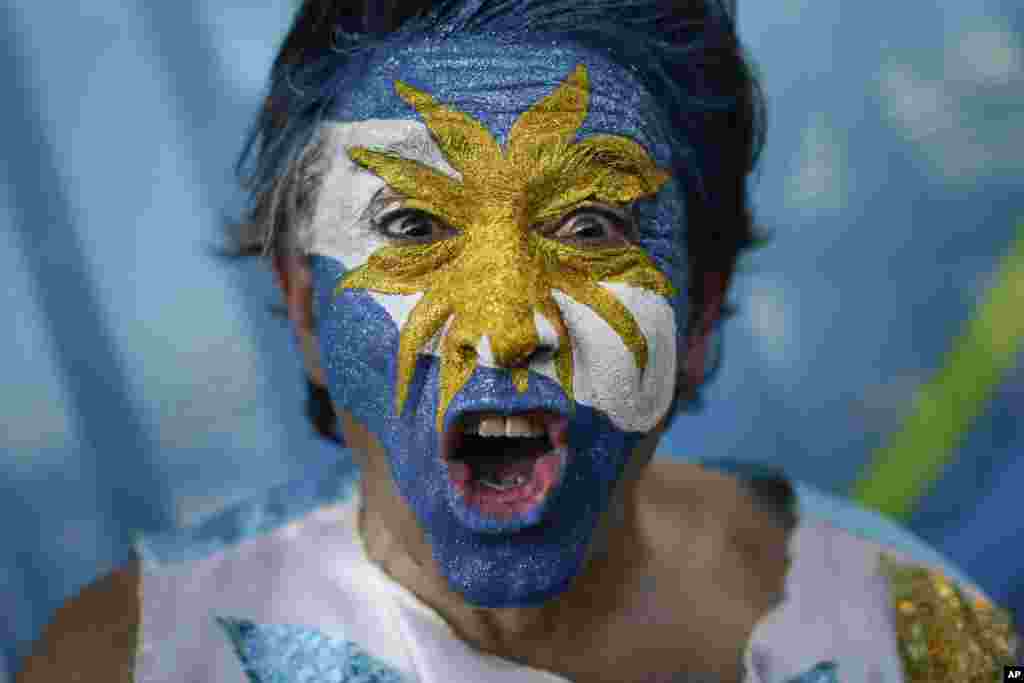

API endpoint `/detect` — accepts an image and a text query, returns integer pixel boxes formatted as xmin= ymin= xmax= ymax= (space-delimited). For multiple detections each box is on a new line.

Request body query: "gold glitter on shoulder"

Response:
xmin=880 ymin=553 xmax=1018 ymax=682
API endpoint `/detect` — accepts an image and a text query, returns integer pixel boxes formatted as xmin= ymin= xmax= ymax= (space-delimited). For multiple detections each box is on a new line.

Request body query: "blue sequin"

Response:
xmin=217 ymin=618 xmax=413 ymax=683
xmin=785 ymin=661 xmax=839 ymax=683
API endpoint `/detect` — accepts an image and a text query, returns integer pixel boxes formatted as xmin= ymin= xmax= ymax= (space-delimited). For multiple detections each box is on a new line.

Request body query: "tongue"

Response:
xmin=474 ymin=455 xmax=536 ymax=483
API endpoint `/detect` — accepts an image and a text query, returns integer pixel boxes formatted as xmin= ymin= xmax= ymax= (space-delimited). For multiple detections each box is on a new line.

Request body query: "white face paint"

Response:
xmin=304 ymin=120 xmax=460 ymax=264
xmin=308 ymin=120 xmax=677 ymax=433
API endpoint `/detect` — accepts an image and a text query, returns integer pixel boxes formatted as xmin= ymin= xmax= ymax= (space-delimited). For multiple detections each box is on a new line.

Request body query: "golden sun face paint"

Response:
xmin=336 ymin=65 xmax=676 ymax=431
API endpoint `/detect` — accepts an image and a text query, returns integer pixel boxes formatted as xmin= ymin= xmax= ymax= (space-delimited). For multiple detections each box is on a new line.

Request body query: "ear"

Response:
xmin=272 ymin=250 xmax=325 ymax=386
xmin=682 ymin=269 xmax=731 ymax=392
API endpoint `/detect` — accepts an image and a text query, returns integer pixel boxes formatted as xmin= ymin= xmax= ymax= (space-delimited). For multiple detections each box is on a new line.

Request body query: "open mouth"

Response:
xmin=442 ymin=411 xmax=569 ymax=519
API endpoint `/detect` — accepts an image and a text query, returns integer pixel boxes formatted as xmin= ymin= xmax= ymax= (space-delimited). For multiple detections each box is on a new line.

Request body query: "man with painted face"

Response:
xmin=18 ymin=0 xmax=1018 ymax=682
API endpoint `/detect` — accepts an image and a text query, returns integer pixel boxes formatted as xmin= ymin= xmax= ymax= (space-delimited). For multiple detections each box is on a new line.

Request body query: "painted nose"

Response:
xmin=494 ymin=314 xmax=558 ymax=368
xmin=451 ymin=310 xmax=559 ymax=369
xmin=453 ymin=226 xmax=560 ymax=370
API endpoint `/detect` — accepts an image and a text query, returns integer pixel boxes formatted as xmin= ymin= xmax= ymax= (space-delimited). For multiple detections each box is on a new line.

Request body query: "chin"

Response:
xmin=377 ymin=360 xmax=642 ymax=608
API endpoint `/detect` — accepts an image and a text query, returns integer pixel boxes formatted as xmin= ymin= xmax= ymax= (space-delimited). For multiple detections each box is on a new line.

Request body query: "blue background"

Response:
xmin=1 ymin=0 xmax=1021 ymax=677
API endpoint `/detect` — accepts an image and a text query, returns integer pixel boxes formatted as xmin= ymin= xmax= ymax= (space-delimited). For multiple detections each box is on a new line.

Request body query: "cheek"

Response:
xmin=312 ymin=257 xmax=403 ymax=422
xmin=555 ymin=283 xmax=677 ymax=433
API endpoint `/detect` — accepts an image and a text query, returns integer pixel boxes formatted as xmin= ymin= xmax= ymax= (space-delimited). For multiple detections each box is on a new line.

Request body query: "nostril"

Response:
xmin=506 ymin=337 xmax=558 ymax=369
xmin=453 ymin=317 xmax=560 ymax=369
xmin=532 ymin=311 xmax=561 ymax=361
xmin=528 ymin=346 xmax=556 ymax=365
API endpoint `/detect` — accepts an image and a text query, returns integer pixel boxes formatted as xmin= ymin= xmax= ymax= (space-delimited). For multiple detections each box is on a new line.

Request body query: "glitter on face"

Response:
xmin=310 ymin=37 xmax=688 ymax=607
xmin=338 ymin=65 xmax=673 ymax=432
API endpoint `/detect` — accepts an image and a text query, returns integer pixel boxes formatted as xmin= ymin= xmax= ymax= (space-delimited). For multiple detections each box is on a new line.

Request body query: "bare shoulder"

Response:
xmin=16 ymin=561 xmax=140 ymax=683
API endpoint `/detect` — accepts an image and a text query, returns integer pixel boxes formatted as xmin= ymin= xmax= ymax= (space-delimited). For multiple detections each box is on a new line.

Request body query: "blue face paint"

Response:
xmin=312 ymin=38 xmax=688 ymax=607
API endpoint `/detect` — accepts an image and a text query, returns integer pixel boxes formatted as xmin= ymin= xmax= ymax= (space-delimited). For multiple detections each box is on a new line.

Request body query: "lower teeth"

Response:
xmin=479 ymin=474 xmax=528 ymax=491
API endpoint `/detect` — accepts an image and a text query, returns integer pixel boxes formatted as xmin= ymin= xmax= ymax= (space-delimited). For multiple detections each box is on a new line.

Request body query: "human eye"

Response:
xmin=546 ymin=204 xmax=636 ymax=246
xmin=373 ymin=208 xmax=456 ymax=243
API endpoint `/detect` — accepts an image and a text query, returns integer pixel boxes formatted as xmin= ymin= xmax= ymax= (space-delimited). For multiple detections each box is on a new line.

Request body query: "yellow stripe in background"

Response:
xmin=853 ymin=220 xmax=1024 ymax=521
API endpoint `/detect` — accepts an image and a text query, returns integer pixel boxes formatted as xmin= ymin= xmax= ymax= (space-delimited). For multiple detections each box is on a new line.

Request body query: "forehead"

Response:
xmin=326 ymin=35 xmax=675 ymax=168
xmin=311 ymin=36 xmax=689 ymax=300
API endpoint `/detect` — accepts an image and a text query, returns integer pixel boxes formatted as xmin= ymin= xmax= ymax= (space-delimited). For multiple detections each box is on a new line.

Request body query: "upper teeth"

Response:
xmin=464 ymin=414 xmax=545 ymax=438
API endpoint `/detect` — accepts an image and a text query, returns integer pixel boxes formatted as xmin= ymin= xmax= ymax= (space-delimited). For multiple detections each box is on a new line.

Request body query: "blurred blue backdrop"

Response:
xmin=1 ymin=0 xmax=1021 ymax=677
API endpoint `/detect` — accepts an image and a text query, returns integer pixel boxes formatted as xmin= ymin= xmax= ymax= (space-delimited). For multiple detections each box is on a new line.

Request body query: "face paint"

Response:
xmin=309 ymin=37 xmax=688 ymax=607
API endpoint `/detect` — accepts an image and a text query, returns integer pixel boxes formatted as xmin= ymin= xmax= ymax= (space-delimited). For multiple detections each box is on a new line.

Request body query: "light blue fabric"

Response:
xmin=218 ymin=619 xmax=837 ymax=683
xmin=217 ymin=618 xmax=412 ymax=683
xmin=217 ymin=622 xmax=841 ymax=683
xmin=785 ymin=661 xmax=838 ymax=683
